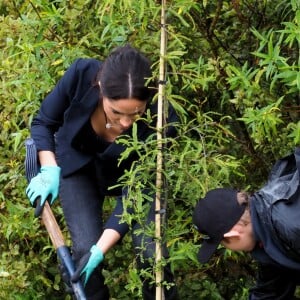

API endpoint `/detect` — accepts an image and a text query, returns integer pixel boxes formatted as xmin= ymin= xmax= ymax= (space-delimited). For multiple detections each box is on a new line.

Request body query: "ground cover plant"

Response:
xmin=0 ymin=0 xmax=299 ymax=299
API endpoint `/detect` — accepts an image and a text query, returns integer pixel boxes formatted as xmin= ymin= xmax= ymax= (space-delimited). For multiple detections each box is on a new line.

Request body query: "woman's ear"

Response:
xmin=224 ymin=230 xmax=240 ymax=238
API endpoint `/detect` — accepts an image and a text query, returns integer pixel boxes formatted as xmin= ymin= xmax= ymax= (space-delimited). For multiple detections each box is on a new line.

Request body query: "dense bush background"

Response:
xmin=0 ymin=0 xmax=299 ymax=299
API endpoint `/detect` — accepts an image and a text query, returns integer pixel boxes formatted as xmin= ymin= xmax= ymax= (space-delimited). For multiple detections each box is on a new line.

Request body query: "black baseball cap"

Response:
xmin=193 ymin=188 xmax=246 ymax=263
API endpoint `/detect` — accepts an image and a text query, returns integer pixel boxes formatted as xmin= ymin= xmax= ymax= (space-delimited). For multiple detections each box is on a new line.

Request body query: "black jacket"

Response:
xmin=31 ymin=58 xmax=178 ymax=192
xmin=251 ymin=147 xmax=300 ymax=270
xmin=249 ymin=147 xmax=300 ymax=299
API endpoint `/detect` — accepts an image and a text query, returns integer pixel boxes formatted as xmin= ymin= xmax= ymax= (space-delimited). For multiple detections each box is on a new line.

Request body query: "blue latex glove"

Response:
xmin=26 ymin=165 xmax=61 ymax=207
xmin=71 ymin=245 xmax=104 ymax=286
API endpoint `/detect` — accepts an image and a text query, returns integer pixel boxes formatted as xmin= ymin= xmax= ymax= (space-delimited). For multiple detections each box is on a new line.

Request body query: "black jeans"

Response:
xmin=59 ymin=163 xmax=178 ymax=300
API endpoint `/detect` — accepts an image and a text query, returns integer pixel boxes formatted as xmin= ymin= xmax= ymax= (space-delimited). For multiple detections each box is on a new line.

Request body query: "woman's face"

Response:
xmin=103 ymin=97 xmax=147 ymax=131
xmin=221 ymin=210 xmax=256 ymax=252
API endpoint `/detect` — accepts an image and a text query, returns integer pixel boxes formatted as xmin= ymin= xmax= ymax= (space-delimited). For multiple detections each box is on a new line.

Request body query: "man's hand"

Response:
xmin=71 ymin=245 xmax=104 ymax=286
xmin=26 ymin=165 xmax=61 ymax=207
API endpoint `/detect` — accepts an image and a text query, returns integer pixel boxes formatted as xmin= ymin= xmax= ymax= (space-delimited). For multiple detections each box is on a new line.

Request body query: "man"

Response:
xmin=193 ymin=188 xmax=300 ymax=299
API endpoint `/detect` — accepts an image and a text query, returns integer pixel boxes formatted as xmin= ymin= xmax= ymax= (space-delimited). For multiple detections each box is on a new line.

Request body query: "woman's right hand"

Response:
xmin=26 ymin=165 xmax=61 ymax=208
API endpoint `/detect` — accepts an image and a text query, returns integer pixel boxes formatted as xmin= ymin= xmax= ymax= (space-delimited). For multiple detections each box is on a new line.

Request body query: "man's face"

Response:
xmin=221 ymin=210 xmax=256 ymax=252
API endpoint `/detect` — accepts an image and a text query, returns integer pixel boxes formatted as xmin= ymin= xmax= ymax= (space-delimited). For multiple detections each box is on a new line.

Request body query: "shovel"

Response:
xmin=25 ymin=137 xmax=86 ymax=300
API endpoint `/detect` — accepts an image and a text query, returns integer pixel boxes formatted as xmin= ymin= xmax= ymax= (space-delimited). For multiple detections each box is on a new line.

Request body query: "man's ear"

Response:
xmin=224 ymin=230 xmax=240 ymax=238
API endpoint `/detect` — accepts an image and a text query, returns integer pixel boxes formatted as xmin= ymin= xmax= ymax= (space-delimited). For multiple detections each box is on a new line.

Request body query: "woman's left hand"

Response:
xmin=71 ymin=245 xmax=104 ymax=286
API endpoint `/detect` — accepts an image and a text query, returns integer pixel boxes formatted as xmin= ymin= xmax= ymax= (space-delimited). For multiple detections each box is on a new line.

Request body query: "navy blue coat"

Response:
xmin=31 ymin=58 xmax=178 ymax=193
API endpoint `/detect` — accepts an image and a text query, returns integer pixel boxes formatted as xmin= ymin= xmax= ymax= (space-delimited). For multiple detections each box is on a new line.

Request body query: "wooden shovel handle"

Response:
xmin=41 ymin=202 xmax=65 ymax=249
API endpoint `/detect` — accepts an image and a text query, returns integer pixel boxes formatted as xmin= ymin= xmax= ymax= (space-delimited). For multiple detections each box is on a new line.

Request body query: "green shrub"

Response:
xmin=1 ymin=0 xmax=299 ymax=298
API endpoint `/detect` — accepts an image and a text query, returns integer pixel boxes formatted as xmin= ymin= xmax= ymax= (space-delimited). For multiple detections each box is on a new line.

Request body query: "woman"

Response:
xmin=26 ymin=45 xmax=178 ymax=300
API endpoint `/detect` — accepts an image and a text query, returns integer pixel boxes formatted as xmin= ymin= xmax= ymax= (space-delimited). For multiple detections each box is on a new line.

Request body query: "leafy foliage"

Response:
xmin=1 ymin=0 xmax=299 ymax=299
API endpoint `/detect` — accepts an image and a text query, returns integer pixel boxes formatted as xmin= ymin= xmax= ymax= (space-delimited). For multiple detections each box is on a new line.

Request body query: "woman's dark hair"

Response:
xmin=97 ymin=44 xmax=153 ymax=102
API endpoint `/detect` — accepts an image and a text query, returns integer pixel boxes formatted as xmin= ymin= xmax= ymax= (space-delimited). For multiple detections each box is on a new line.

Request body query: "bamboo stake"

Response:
xmin=155 ymin=1 xmax=167 ymax=299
